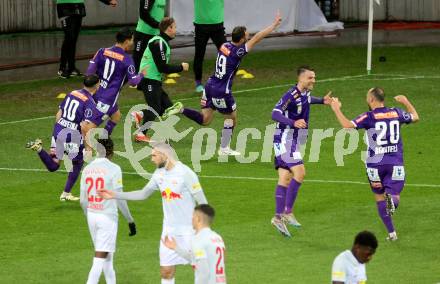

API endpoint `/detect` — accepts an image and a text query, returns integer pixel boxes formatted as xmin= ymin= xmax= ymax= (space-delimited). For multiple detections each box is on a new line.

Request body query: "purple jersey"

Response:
xmin=272 ymin=86 xmax=314 ymax=145
xmin=87 ymin=46 xmax=143 ymax=111
xmin=52 ymin=89 xmax=97 ymax=161
xmin=206 ymin=42 xmax=248 ymax=95
xmin=351 ymin=107 xmax=413 ymax=166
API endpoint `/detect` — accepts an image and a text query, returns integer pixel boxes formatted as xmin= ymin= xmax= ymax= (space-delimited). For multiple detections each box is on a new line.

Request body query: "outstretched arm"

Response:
xmin=394 ymin=95 xmax=419 ymax=122
xmin=99 ymin=179 xmax=157 ymax=200
xmin=245 ymin=12 xmax=282 ymax=52
xmin=330 ymin=98 xmax=355 ymax=129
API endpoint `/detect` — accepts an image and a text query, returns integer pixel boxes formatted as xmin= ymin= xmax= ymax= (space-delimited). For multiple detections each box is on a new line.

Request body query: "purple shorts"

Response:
xmin=200 ymin=84 xmax=236 ymax=114
xmin=366 ymin=164 xmax=405 ymax=195
xmin=91 ymin=99 xmax=119 ymax=126
xmin=273 ymin=142 xmax=303 ymax=171
xmin=51 ymin=124 xmax=84 ymax=162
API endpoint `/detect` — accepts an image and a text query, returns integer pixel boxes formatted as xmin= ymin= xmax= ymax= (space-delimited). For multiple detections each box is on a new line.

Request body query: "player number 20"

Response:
xmin=86 ymin=177 xmax=105 ymax=203
xmin=215 ymin=54 xmax=227 ymax=79
xmin=375 ymin=120 xmax=400 ymax=146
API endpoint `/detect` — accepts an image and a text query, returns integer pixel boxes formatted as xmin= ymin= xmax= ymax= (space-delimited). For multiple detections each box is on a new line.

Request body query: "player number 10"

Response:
xmin=86 ymin=177 xmax=105 ymax=203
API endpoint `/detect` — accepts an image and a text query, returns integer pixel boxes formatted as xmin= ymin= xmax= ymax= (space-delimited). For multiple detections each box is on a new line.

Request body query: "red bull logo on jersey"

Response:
xmin=161 ymin=188 xmax=182 ymax=201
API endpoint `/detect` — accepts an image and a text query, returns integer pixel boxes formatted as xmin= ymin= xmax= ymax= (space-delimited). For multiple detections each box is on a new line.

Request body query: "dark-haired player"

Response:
xmin=80 ymin=138 xmax=136 ymax=284
xmin=26 ymin=75 xmax=101 ymax=201
xmin=332 ymin=231 xmax=378 ymax=284
xmin=270 ymin=66 xmax=332 ymax=237
xmin=163 ymin=204 xmax=227 ymax=284
xmin=330 ymin=88 xmax=419 ymax=241
xmin=163 ymin=13 xmax=282 ymax=156
xmin=86 ymin=27 xmax=144 ymax=136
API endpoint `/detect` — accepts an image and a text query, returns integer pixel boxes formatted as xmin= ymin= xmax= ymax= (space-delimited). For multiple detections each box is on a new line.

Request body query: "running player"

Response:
xmin=26 ymin=75 xmax=101 ymax=201
xmin=163 ymin=204 xmax=226 ymax=284
xmin=270 ymin=66 xmax=332 ymax=237
xmin=85 ymin=27 xmax=144 ymax=135
xmin=98 ymin=143 xmax=208 ymax=284
xmin=332 ymin=231 xmax=378 ymax=284
xmin=162 ymin=12 xmax=282 ymax=156
xmin=330 ymin=88 xmax=419 ymax=241
xmin=80 ymin=138 xmax=136 ymax=284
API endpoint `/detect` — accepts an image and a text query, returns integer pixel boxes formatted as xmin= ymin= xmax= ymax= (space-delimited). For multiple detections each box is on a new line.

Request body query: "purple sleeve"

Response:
xmin=234 ymin=44 xmax=248 ymax=59
xmin=351 ymin=112 xmax=370 ymax=129
xmin=272 ymin=109 xmax=294 ymax=127
xmin=310 ymin=96 xmax=324 ymax=104
xmin=395 ymin=108 xmax=413 ymax=124
xmin=86 ymin=49 xmax=102 ymax=75
xmin=125 ymin=57 xmax=144 ymax=86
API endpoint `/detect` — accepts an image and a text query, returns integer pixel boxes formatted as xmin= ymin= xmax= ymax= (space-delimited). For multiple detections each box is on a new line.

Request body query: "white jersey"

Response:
xmin=332 ymin=250 xmax=367 ymax=284
xmin=148 ymin=162 xmax=203 ymax=235
xmin=80 ymin=158 xmax=124 ymax=218
xmin=192 ymin=228 xmax=226 ymax=284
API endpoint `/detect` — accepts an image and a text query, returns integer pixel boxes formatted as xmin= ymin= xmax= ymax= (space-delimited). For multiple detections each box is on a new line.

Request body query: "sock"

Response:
xmin=285 ymin=179 xmax=301 ymax=214
xmin=275 ymin=185 xmax=287 ymax=216
xmin=392 ymin=195 xmax=400 ymax=209
xmin=63 ymin=161 xmax=83 ymax=193
xmin=38 ymin=149 xmax=60 ymax=172
xmin=182 ymin=108 xmax=204 ymax=125
xmin=104 ymin=120 xmax=117 ymax=136
xmin=195 ymin=79 xmax=202 ymax=86
xmin=161 ymin=279 xmax=175 ymax=284
xmin=376 ymin=200 xmax=395 ymax=233
xmin=220 ymin=119 xmax=234 ymax=149
xmin=86 ymin=257 xmax=105 ymax=284
xmin=103 ymin=253 xmax=116 ymax=284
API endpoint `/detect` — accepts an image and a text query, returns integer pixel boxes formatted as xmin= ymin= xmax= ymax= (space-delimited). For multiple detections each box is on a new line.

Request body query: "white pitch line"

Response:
xmin=0 ymin=167 xmax=438 ymax=188
xmin=0 ymin=73 xmax=436 ymax=126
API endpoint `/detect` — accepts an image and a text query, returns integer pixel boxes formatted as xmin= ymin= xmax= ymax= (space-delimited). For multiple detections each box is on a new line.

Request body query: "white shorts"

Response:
xmin=87 ymin=212 xmax=118 ymax=253
xmin=159 ymin=233 xmax=192 ymax=266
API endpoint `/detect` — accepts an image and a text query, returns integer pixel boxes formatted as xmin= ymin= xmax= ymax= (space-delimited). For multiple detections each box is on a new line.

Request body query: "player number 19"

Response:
xmin=215 ymin=54 xmax=227 ymax=79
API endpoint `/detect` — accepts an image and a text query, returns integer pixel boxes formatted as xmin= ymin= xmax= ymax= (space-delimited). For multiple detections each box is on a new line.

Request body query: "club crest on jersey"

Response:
xmin=161 ymin=188 xmax=182 ymax=201
xmin=236 ymin=48 xmax=245 ymax=57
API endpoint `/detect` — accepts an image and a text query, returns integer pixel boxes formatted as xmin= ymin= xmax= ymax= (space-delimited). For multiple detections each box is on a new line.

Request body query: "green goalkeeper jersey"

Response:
xmin=194 ymin=0 xmax=224 ymax=24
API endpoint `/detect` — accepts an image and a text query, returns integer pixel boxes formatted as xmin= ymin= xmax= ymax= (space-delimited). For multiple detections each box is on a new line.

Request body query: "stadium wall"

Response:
xmin=340 ymin=0 xmax=440 ymax=21
xmin=0 ymin=0 xmax=138 ymax=33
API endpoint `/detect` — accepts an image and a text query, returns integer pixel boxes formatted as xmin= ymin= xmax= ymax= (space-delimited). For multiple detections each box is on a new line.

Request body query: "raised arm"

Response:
xmin=245 ymin=12 xmax=282 ymax=52
xmin=330 ymin=98 xmax=356 ymax=129
xmin=394 ymin=95 xmax=419 ymax=123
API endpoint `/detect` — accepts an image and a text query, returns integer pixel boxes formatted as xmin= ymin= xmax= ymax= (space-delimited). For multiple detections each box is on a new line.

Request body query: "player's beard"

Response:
xmin=157 ymin=160 xmax=167 ymax=168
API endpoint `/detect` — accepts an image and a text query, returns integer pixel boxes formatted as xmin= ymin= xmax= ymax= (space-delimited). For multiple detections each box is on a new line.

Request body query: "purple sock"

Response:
xmin=182 ymin=108 xmax=204 ymax=125
xmin=376 ymin=200 xmax=395 ymax=233
xmin=220 ymin=119 xmax=234 ymax=149
xmin=285 ymin=179 xmax=301 ymax=214
xmin=275 ymin=185 xmax=287 ymax=216
xmin=392 ymin=195 xmax=400 ymax=209
xmin=195 ymin=80 xmax=202 ymax=86
xmin=63 ymin=161 xmax=83 ymax=193
xmin=38 ymin=150 xmax=60 ymax=172
xmin=104 ymin=120 xmax=117 ymax=136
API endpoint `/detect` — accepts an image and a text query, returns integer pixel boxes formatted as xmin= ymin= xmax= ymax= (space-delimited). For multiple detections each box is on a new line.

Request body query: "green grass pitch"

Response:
xmin=0 ymin=46 xmax=439 ymax=283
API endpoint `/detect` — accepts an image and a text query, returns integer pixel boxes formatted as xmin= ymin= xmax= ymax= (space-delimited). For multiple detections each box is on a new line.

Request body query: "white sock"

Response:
xmin=87 ymin=257 xmax=105 ymax=284
xmin=103 ymin=253 xmax=116 ymax=284
xmin=161 ymin=278 xmax=175 ymax=284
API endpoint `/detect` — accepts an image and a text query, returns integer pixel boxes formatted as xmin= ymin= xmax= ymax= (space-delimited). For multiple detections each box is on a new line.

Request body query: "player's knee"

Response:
xmin=294 ymin=168 xmax=306 ymax=183
xmin=160 ymin=267 xmax=175 ymax=279
xmin=111 ymin=111 xmax=121 ymax=123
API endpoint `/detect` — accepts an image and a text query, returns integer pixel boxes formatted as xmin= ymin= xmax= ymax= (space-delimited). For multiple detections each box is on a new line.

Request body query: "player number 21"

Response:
xmin=86 ymin=177 xmax=104 ymax=203
xmin=215 ymin=246 xmax=225 ymax=275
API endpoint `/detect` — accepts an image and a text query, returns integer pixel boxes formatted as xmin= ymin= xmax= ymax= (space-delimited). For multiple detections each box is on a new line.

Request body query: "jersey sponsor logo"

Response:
xmin=281 ymin=98 xmax=291 ymax=111
xmin=236 ymin=48 xmax=245 ymax=57
xmin=161 ymin=188 xmax=182 ymax=201
xmin=194 ymin=249 xmax=206 ymax=258
xmin=220 ymin=45 xmax=231 ymax=56
xmin=373 ymin=111 xmax=398 ymax=120
xmin=97 ymin=101 xmax=110 ymax=114
xmin=355 ymin=114 xmax=368 ymax=124
xmin=70 ymin=90 xmax=89 ymax=102
xmin=192 ymin=183 xmax=201 ymax=190
xmin=332 ymin=271 xmax=345 ymax=277
xmin=104 ymin=49 xmax=124 ymax=61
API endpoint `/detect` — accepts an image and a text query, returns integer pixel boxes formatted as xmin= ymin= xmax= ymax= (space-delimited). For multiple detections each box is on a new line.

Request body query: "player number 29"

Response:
xmin=375 ymin=120 xmax=400 ymax=146
xmin=86 ymin=177 xmax=105 ymax=203
xmin=215 ymin=54 xmax=227 ymax=79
